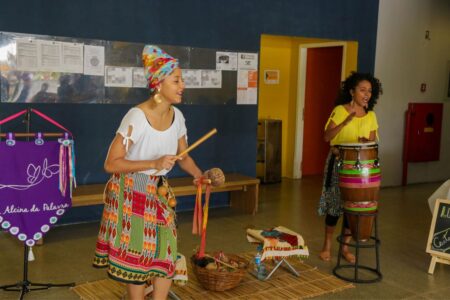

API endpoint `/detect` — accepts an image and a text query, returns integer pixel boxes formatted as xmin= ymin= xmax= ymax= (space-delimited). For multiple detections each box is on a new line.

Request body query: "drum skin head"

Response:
xmin=337 ymin=142 xmax=377 ymax=148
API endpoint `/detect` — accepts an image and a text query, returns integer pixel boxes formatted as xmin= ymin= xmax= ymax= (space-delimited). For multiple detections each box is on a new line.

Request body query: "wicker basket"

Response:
xmin=191 ymin=253 xmax=249 ymax=291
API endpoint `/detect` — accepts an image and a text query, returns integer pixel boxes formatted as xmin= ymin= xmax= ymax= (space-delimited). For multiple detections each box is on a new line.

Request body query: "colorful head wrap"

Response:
xmin=142 ymin=45 xmax=179 ymax=92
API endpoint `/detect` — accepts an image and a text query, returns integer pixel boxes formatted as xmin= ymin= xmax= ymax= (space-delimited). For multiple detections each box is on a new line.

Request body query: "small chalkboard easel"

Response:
xmin=426 ymin=198 xmax=450 ymax=274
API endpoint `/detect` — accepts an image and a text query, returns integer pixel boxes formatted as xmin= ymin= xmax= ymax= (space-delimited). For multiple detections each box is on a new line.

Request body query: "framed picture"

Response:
xmin=264 ymin=70 xmax=280 ymax=85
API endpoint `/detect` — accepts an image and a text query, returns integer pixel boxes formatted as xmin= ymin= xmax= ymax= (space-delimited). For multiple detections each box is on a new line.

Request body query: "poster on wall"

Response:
xmin=182 ymin=69 xmax=202 ymax=88
xmin=61 ymin=42 xmax=84 ymax=74
xmin=132 ymin=67 xmax=147 ymax=88
xmin=201 ymin=70 xmax=222 ymax=88
xmin=238 ymin=52 xmax=258 ymax=70
xmin=237 ymin=69 xmax=258 ymax=105
xmin=216 ymin=51 xmax=237 ymax=71
xmin=84 ymin=45 xmax=105 ymax=76
xmin=16 ymin=39 xmax=83 ymax=74
xmin=264 ymin=70 xmax=280 ymax=85
xmin=104 ymin=66 xmax=132 ymax=88
xmin=16 ymin=38 xmax=39 ymax=71
xmin=38 ymin=40 xmax=63 ymax=72
xmin=237 ymin=52 xmax=258 ymax=104
xmin=181 ymin=69 xmax=222 ymax=89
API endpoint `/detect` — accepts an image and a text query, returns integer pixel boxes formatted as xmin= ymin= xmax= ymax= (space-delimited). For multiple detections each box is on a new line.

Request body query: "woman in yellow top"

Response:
xmin=318 ymin=72 xmax=382 ymax=263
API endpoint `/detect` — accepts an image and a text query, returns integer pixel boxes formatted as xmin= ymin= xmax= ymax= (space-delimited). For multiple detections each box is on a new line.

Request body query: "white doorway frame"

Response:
xmin=293 ymin=42 xmax=347 ymax=179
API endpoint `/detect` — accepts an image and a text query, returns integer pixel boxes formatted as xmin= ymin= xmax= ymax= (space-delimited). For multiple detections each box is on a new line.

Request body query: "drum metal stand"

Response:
xmin=0 ymin=244 xmax=75 ymax=300
xmin=333 ymin=211 xmax=382 ymax=283
xmin=250 ymin=258 xmax=300 ymax=281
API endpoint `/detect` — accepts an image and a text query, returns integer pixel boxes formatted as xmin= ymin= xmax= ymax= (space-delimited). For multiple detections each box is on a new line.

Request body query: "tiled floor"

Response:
xmin=1 ymin=177 xmax=449 ymax=299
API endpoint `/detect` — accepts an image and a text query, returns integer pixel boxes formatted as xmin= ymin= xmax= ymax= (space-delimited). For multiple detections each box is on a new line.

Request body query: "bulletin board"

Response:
xmin=0 ymin=31 xmax=247 ymax=105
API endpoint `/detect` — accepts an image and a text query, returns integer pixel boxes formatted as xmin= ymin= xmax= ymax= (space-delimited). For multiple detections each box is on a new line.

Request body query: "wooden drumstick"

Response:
xmin=176 ymin=128 xmax=217 ymax=159
xmin=152 ymin=128 xmax=217 ymax=175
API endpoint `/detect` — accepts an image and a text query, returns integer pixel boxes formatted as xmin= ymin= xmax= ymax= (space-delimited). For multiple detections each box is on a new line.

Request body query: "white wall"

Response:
xmin=375 ymin=0 xmax=450 ymax=186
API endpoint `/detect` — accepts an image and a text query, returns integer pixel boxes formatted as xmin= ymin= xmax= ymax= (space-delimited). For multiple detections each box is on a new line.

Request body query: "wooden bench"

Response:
xmin=72 ymin=173 xmax=260 ymax=215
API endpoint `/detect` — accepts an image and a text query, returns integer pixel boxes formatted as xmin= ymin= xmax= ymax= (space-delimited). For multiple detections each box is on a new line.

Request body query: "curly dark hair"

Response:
xmin=335 ymin=72 xmax=382 ymax=111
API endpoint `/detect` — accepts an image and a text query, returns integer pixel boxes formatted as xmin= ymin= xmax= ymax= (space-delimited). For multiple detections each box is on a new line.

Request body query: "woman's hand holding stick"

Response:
xmin=152 ymin=128 xmax=217 ymax=175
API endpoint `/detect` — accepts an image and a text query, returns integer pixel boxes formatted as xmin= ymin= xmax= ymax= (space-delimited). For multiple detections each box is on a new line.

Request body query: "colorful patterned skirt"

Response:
xmin=318 ymin=151 xmax=342 ymax=217
xmin=93 ymin=173 xmax=177 ymax=285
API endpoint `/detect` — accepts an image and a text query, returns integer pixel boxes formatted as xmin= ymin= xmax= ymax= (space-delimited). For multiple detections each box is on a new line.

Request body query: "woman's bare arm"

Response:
xmin=323 ymin=112 xmax=356 ymax=142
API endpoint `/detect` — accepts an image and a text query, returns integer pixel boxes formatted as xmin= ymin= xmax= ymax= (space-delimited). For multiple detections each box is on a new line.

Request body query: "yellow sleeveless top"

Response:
xmin=325 ymin=105 xmax=378 ymax=145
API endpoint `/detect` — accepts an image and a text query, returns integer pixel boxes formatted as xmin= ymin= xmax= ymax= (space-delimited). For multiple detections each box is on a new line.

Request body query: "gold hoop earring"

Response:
xmin=154 ymin=89 xmax=163 ymax=104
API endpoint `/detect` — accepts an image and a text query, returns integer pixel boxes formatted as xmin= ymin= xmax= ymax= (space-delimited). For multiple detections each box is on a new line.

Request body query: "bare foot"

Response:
xmin=319 ymin=251 xmax=331 ymax=262
xmin=342 ymin=251 xmax=356 ymax=264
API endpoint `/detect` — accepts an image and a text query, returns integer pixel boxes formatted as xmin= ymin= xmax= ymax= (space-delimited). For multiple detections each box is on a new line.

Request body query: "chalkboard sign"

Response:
xmin=426 ymin=198 xmax=450 ymax=259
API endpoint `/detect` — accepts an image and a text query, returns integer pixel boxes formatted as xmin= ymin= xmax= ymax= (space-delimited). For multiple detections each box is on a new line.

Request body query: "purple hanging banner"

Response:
xmin=0 ymin=141 xmax=72 ymax=246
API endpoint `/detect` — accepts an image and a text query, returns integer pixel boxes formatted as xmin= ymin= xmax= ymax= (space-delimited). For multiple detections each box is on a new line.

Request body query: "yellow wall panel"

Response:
xmin=259 ymin=34 xmax=358 ymax=178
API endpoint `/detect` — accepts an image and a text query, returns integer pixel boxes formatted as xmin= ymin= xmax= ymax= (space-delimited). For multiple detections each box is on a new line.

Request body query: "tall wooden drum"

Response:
xmin=337 ymin=142 xmax=380 ymax=241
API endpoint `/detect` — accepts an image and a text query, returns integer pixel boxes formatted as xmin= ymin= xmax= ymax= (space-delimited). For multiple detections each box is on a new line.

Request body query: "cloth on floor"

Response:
xmin=246 ymin=226 xmax=309 ymax=261
xmin=173 ymin=253 xmax=188 ymax=286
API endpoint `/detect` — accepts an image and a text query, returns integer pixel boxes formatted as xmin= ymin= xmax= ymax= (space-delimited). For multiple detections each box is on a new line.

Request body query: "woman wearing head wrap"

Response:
xmin=93 ymin=45 xmax=203 ymax=299
xmin=318 ymin=72 xmax=382 ymax=264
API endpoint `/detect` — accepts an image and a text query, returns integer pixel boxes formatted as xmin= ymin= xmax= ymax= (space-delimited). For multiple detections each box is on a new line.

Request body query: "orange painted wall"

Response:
xmin=259 ymin=34 xmax=358 ymax=177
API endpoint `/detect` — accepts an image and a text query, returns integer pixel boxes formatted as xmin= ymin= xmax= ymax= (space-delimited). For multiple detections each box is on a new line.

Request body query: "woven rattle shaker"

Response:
xmin=203 ymin=168 xmax=225 ymax=186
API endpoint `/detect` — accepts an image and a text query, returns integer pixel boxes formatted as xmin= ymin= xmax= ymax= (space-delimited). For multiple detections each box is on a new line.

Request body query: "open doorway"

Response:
xmin=293 ymin=42 xmax=346 ymax=178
